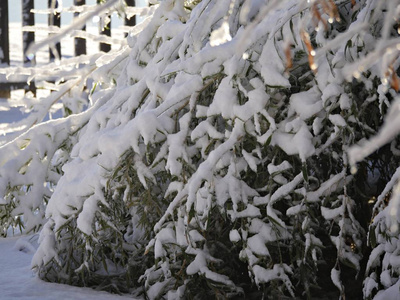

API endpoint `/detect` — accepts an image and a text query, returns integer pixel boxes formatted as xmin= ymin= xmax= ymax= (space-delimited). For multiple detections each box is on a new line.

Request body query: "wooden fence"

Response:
xmin=0 ymin=0 xmax=136 ymax=95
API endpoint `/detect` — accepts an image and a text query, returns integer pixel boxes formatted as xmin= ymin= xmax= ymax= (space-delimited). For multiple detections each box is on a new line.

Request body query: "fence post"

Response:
xmin=22 ymin=0 xmax=36 ymax=94
xmin=0 ymin=0 xmax=10 ymax=98
xmin=0 ymin=0 xmax=10 ymax=66
xmin=97 ymin=0 xmax=111 ymax=52
xmin=22 ymin=0 xmax=35 ymax=64
xmin=48 ymin=0 xmax=61 ymax=61
xmin=125 ymin=0 xmax=136 ymax=28
xmin=74 ymin=0 xmax=86 ymax=56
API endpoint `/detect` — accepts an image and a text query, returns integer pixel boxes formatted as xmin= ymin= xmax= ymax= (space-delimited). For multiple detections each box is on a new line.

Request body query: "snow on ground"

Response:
xmin=0 ymin=234 xmax=131 ymax=299
xmin=0 ymin=100 xmax=26 ymax=124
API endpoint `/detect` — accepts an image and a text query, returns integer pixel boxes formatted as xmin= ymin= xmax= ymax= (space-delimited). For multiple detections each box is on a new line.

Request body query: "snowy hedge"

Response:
xmin=1 ymin=0 xmax=400 ymax=298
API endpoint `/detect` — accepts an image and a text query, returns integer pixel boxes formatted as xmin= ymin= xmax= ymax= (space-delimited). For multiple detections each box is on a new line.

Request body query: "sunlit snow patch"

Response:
xmin=210 ymin=21 xmax=232 ymax=46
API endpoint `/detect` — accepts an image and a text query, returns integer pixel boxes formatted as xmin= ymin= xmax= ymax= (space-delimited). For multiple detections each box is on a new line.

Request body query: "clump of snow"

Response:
xmin=272 ymin=124 xmax=315 ymax=162
xmin=260 ymin=39 xmax=290 ymax=87
xmin=289 ymin=88 xmax=322 ymax=120
xmin=210 ymin=21 xmax=232 ymax=46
